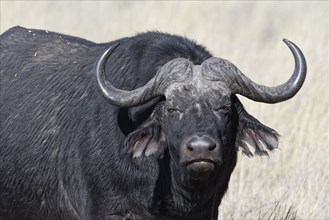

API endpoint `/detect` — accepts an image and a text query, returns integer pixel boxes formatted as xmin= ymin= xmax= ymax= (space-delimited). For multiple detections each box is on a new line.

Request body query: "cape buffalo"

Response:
xmin=0 ymin=26 xmax=307 ymax=220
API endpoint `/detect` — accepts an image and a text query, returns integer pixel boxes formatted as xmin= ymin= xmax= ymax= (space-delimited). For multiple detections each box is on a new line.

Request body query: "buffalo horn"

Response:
xmin=95 ymin=44 xmax=193 ymax=107
xmin=206 ymin=39 xmax=307 ymax=103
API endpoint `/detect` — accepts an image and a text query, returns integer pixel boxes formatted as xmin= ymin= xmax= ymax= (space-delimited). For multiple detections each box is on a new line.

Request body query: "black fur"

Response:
xmin=0 ymin=26 xmax=278 ymax=220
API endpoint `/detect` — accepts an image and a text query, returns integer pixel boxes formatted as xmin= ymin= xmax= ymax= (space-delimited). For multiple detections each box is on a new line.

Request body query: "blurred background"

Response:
xmin=1 ymin=1 xmax=329 ymax=219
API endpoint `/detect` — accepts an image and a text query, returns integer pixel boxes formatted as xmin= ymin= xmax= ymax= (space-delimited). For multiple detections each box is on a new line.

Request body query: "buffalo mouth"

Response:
xmin=185 ymin=159 xmax=215 ymax=180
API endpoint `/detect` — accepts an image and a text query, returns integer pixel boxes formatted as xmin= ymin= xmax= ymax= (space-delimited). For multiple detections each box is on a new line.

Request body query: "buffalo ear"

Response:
xmin=125 ymin=121 xmax=166 ymax=159
xmin=235 ymin=99 xmax=279 ymax=156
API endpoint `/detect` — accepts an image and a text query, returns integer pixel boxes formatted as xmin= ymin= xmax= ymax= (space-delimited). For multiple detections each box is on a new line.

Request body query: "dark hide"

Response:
xmin=0 ymin=26 xmax=278 ymax=220
xmin=126 ymin=97 xmax=278 ymax=219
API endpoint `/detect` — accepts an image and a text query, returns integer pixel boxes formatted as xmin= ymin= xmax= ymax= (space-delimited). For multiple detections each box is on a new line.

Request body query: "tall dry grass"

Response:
xmin=1 ymin=2 xmax=329 ymax=219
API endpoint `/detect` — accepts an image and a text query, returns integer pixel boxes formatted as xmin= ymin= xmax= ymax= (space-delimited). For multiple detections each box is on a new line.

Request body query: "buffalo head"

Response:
xmin=95 ymin=39 xmax=306 ymax=182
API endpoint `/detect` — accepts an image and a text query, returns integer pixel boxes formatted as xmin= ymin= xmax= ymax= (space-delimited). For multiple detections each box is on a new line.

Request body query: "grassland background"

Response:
xmin=1 ymin=1 xmax=329 ymax=219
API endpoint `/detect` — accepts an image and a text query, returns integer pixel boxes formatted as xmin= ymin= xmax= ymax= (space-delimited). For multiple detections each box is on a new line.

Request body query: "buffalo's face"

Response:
xmin=163 ymin=82 xmax=237 ymax=180
xmin=124 ymin=63 xmax=280 ymax=184
xmin=96 ymin=39 xmax=305 ymax=194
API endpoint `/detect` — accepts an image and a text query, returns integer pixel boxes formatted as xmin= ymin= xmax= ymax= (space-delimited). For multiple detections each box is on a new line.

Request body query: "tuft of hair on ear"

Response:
xmin=125 ymin=120 xmax=166 ymax=159
xmin=234 ymin=98 xmax=279 ymax=157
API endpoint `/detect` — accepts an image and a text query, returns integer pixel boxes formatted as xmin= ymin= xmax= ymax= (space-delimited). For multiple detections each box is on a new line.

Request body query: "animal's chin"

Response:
xmin=186 ymin=160 xmax=215 ymax=180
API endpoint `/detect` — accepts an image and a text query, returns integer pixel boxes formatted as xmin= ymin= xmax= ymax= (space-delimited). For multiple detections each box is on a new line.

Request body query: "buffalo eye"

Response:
xmin=167 ymin=108 xmax=181 ymax=114
xmin=214 ymin=105 xmax=231 ymax=114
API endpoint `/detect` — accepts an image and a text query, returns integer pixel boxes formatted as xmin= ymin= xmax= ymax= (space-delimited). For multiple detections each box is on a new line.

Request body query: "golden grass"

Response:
xmin=1 ymin=1 xmax=329 ymax=219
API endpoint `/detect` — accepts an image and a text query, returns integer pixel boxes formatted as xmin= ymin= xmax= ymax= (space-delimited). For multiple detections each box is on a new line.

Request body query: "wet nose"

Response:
xmin=185 ymin=136 xmax=217 ymax=153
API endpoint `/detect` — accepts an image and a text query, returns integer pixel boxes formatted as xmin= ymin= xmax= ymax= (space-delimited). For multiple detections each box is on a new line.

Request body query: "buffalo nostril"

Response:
xmin=204 ymin=137 xmax=216 ymax=151
xmin=187 ymin=145 xmax=194 ymax=152
xmin=208 ymin=142 xmax=217 ymax=151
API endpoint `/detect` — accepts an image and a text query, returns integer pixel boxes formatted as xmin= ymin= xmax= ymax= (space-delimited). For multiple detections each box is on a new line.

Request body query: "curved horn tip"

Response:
xmin=282 ymin=38 xmax=290 ymax=44
xmin=282 ymin=38 xmax=300 ymax=50
xmin=104 ymin=43 xmax=120 ymax=58
xmin=282 ymin=38 xmax=294 ymax=47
